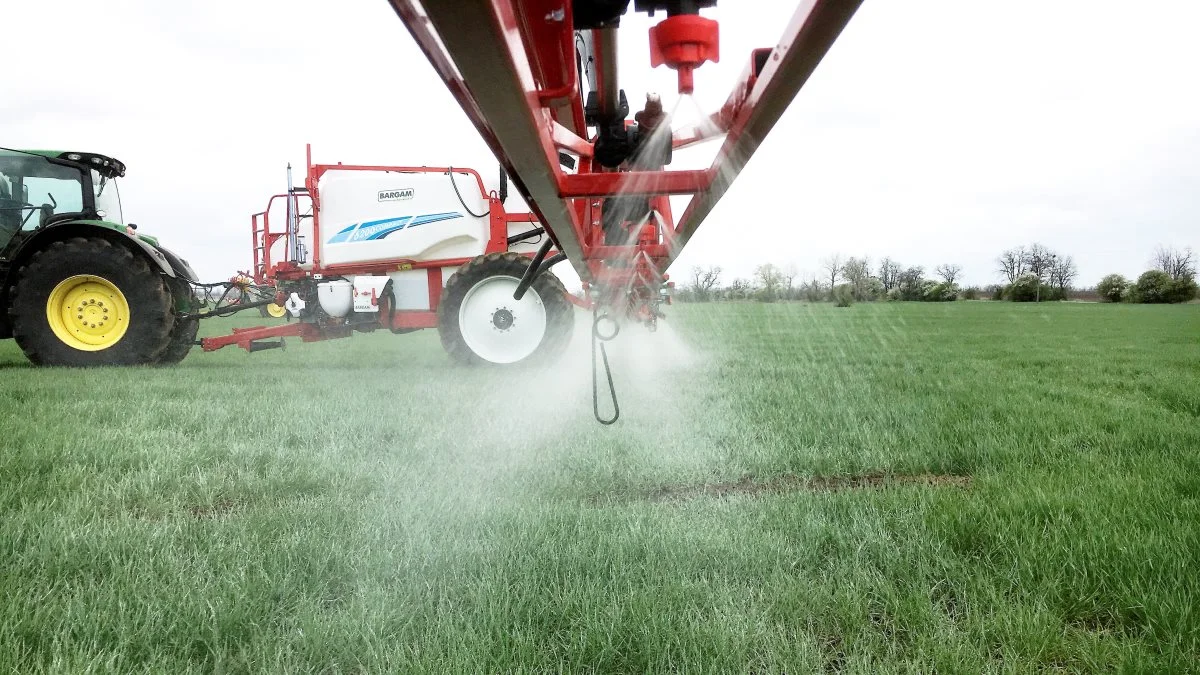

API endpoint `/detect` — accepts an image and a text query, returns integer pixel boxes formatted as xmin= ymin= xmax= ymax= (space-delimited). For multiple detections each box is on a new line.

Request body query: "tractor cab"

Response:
xmin=0 ymin=149 xmax=127 ymax=254
xmin=0 ymin=148 xmax=204 ymax=368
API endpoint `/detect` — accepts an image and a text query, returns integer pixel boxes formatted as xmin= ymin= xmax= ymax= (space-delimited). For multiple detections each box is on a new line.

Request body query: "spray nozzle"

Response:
xmin=648 ymin=14 xmax=719 ymax=95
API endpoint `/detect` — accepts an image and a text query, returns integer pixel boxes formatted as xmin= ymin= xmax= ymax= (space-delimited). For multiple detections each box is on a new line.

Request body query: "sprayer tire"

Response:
xmin=9 ymin=237 xmax=173 ymax=366
xmin=155 ymin=278 xmax=199 ymax=365
xmin=438 ymin=251 xmax=574 ymax=366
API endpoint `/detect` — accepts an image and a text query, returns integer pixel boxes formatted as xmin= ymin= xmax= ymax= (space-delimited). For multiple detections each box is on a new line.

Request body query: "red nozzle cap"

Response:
xmin=649 ymin=14 xmax=719 ymax=95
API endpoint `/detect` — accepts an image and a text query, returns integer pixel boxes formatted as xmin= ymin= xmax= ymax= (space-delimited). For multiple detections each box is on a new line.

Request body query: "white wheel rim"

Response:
xmin=457 ymin=274 xmax=548 ymax=364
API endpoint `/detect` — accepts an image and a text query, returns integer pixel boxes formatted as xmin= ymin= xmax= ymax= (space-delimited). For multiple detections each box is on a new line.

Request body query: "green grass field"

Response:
xmin=2 ymin=302 xmax=1198 ymax=673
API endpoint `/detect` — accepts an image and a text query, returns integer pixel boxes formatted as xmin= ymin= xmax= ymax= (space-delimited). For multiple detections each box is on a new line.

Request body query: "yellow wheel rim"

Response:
xmin=45 ymin=275 xmax=131 ymax=351
xmin=266 ymin=302 xmax=287 ymax=318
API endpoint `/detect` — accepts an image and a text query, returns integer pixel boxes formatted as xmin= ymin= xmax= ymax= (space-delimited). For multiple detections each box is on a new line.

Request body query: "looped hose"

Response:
xmin=591 ymin=309 xmax=620 ymax=425
xmin=447 ymin=167 xmax=489 ymax=218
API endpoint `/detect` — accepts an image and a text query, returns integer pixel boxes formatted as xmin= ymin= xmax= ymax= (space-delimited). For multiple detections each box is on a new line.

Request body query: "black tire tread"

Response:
xmin=437 ymin=251 xmax=574 ymax=366
xmin=156 ymin=278 xmax=199 ymax=365
xmin=9 ymin=237 xmax=173 ymax=366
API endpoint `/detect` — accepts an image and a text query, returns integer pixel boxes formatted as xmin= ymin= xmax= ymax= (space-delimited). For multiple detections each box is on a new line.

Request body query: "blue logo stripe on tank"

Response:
xmin=327 ymin=212 xmax=464 ymax=243
xmin=372 ymin=212 xmax=463 ymax=239
xmin=400 ymin=212 xmax=463 ymax=230
xmin=327 ymin=222 xmax=362 ymax=244
xmin=327 ymin=216 xmax=412 ymax=243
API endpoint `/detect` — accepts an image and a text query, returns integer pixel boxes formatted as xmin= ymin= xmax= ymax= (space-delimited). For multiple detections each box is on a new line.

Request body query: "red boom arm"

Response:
xmin=386 ymin=0 xmax=862 ymax=322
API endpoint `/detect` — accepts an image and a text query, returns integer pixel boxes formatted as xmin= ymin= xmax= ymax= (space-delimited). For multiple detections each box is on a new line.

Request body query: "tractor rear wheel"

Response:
xmin=438 ymin=251 xmax=574 ymax=365
xmin=9 ymin=237 xmax=173 ymax=366
xmin=156 ymin=278 xmax=199 ymax=365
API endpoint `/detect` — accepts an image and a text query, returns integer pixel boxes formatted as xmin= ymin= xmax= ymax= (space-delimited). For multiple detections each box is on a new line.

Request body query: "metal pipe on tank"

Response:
xmin=286 ymin=163 xmax=300 ymax=263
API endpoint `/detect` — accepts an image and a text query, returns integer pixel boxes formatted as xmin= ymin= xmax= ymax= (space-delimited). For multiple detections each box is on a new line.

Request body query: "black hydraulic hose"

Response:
xmin=506 ymin=226 xmax=544 ymax=246
xmin=591 ymin=309 xmax=620 ymax=425
xmin=180 ymin=297 xmax=275 ymax=320
xmin=447 ymin=168 xmax=489 ymax=218
xmin=514 ymin=237 xmax=554 ymax=301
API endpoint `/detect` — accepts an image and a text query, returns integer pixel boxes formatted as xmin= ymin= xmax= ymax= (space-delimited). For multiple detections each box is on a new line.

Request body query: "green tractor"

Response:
xmin=0 ymin=148 xmax=202 ymax=366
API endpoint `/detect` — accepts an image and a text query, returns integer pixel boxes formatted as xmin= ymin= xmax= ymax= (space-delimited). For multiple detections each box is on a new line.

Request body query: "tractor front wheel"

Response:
xmin=438 ymin=252 xmax=574 ymax=365
xmin=9 ymin=237 xmax=173 ymax=366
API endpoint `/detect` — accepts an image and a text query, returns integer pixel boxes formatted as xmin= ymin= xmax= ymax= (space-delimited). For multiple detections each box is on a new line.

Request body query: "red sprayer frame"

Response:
xmin=202 ymin=145 xmax=542 ymax=352
xmin=385 ymin=0 xmax=864 ymax=317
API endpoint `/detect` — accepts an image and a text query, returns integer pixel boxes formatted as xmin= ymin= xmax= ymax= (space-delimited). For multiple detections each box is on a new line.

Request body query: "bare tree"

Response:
xmin=1024 ymin=243 xmax=1058 ymax=302
xmin=821 ymin=253 xmax=844 ymax=293
xmin=997 ymin=246 xmax=1028 ymax=283
xmin=842 ymin=256 xmax=872 ymax=300
xmin=878 ymin=257 xmax=901 ymax=291
xmin=1152 ymin=245 xmax=1197 ymax=280
xmin=800 ymin=275 xmax=827 ymax=302
xmin=897 ymin=266 xmax=925 ymax=300
xmin=935 ymin=263 xmax=962 ymax=285
xmin=726 ymin=278 xmax=752 ymax=300
xmin=781 ymin=263 xmax=799 ymax=301
xmin=1027 ymin=243 xmax=1055 ymax=282
xmin=689 ymin=265 xmax=722 ymax=301
xmin=754 ymin=263 xmax=784 ymax=301
xmin=1048 ymin=255 xmax=1077 ymax=295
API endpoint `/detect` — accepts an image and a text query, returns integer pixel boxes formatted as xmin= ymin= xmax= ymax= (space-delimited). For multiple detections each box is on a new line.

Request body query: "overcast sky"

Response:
xmin=4 ymin=0 xmax=1197 ymax=289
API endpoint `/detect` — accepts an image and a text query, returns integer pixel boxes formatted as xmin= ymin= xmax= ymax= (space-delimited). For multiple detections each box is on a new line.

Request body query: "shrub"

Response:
xmin=897 ymin=282 xmax=924 ymax=302
xmin=923 ymin=281 xmax=958 ymax=302
xmin=1169 ymin=277 xmax=1199 ymax=303
xmin=960 ymin=286 xmax=980 ymax=300
xmin=1096 ymin=274 xmax=1128 ymax=303
xmin=801 ymin=284 xmax=826 ymax=303
xmin=1003 ymin=274 xmax=1063 ymax=302
xmin=1134 ymin=270 xmax=1173 ymax=303
xmin=1135 ymin=274 xmax=1199 ymax=303
xmin=1005 ymin=274 xmax=1041 ymax=302
xmin=1043 ymin=286 xmax=1067 ymax=301
xmin=858 ymin=277 xmax=885 ymax=302
xmin=988 ymin=284 xmax=1005 ymax=301
xmin=833 ymin=283 xmax=854 ymax=307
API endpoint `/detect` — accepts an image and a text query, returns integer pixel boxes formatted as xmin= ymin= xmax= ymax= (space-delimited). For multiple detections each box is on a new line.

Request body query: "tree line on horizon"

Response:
xmin=676 ymin=245 xmax=1198 ymax=306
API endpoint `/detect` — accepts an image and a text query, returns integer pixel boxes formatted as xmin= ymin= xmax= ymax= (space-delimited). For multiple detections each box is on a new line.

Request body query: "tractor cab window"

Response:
xmin=0 ymin=169 xmax=16 ymax=249
xmin=23 ymin=173 xmax=84 ymax=222
xmin=92 ymin=169 xmax=124 ymax=225
xmin=0 ymin=152 xmax=85 ymax=251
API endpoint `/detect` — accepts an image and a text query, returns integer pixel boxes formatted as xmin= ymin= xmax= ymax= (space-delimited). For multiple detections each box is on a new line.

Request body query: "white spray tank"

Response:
xmin=317 ymin=169 xmax=489 ymax=267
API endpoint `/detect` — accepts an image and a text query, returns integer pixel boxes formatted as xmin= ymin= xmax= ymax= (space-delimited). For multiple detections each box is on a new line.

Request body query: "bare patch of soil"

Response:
xmin=820 ymin=633 xmax=847 ymax=673
xmin=637 ymin=472 xmax=970 ymax=503
xmin=187 ymin=498 xmax=239 ymax=519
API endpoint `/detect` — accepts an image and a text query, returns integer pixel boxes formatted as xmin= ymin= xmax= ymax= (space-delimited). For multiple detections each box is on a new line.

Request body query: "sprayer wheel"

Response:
xmin=438 ymin=251 xmax=574 ymax=366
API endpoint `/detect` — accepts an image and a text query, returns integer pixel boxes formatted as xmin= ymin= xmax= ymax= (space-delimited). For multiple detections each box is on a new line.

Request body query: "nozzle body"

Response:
xmin=648 ymin=14 xmax=719 ymax=95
